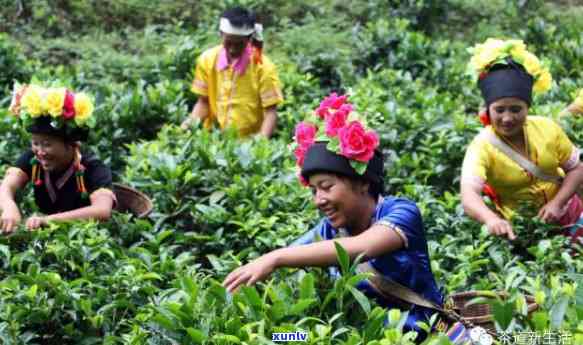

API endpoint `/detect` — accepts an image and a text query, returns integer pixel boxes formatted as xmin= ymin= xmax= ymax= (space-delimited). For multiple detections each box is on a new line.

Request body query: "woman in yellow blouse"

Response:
xmin=460 ymin=39 xmax=583 ymax=246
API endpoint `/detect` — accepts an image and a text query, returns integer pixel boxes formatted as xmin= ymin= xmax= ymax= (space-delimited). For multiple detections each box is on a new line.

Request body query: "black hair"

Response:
xmin=222 ymin=7 xmax=255 ymax=29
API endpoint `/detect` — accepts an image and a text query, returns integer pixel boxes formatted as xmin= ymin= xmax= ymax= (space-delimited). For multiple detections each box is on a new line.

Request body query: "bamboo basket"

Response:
xmin=448 ymin=291 xmax=538 ymax=333
xmin=113 ymin=183 xmax=153 ymax=218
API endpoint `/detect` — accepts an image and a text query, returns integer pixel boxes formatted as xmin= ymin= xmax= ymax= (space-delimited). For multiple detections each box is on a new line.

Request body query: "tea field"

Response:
xmin=0 ymin=1 xmax=582 ymax=344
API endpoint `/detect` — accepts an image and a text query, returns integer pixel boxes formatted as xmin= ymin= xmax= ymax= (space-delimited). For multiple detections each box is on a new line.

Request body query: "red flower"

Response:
xmin=295 ymin=121 xmax=317 ymax=148
xmin=316 ymin=93 xmax=347 ymax=119
xmin=479 ymin=71 xmax=488 ymax=80
xmin=325 ymin=105 xmax=352 ymax=137
xmin=62 ymin=90 xmax=76 ymax=119
xmin=479 ymin=109 xmax=490 ymax=126
xmin=315 ymin=104 xmax=330 ymax=119
xmin=321 ymin=93 xmax=347 ymax=109
xmin=482 ymin=183 xmax=499 ymax=205
xmin=338 ymin=121 xmax=379 ymax=162
xmin=294 ymin=145 xmax=308 ymax=167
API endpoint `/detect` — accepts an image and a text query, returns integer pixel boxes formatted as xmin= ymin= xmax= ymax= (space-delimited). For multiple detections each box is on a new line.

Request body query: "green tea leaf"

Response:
xmin=348 ymin=286 xmax=371 ymax=315
xmin=334 ymin=242 xmax=350 ymax=275
xmin=492 ymin=300 xmax=514 ymax=330
xmin=550 ymin=296 xmax=569 ymax=328
xmin=186 ymin=328 xmax=206 ymax=343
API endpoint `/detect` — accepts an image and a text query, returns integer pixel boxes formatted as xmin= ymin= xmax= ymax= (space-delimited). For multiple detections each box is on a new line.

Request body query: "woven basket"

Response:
xmin=448 ymin=291 xmax=538 ymax=333
xmin=113 ymin=183 xmax=153 ymax=218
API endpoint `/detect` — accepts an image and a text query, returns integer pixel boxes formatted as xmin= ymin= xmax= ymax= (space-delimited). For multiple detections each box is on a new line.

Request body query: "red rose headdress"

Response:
xmin=292 ymin=93 xmax=381 ymax=186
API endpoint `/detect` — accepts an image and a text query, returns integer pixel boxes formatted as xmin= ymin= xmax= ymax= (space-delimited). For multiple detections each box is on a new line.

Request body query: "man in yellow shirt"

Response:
xmin=181 ymin=7 xmax=284 ymax=138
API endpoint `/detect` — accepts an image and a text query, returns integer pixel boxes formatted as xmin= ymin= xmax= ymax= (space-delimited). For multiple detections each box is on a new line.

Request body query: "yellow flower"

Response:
xmin=469 ymin=38 xmax=506 ymax=73
xmin=469 ymin=38 xmax=552 ymax=95
xmin=74 ymin=93 xmax=94 ymax=125
xmin=533 ymin=70 xmax=552 ymax=93
xmin=44 ymin=87 xmax=66 ymax=117
xmin=20 ymin=85 xmax=44 ymax=117
xmin=518 ymin=51 xmax=542 ymax=78
xmin=508 ymin=39 xmax=527 ymax=56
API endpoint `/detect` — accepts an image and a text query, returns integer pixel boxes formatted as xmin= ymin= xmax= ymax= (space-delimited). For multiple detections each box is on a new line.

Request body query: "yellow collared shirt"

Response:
xmin=191 ymin=45 xmax=284 ymax=137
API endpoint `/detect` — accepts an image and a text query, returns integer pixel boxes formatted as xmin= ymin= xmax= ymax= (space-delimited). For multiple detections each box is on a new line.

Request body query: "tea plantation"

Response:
xmin=0 ymin=1 xmax=582 ymax=344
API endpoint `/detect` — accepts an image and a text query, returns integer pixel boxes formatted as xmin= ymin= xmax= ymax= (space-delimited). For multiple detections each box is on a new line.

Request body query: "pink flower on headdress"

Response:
xmin=316 ymin=105 xmax=329 ymax=119
xmin=295 ymin=121 xmax=317 ymax=148
xmin=62 ymin=90 xmax=76 ymax=119
xmin=294 ymin=145 xmax=309 ymax=167
xmin=315 ymin=92 xmax=347 ymax=119
xmin=325 ymin=104 xmax=352 ymax=137
xmin=294 ymin=121 xmax=317 ymax=166
xmin=326 ymin=93 xmax=347 ymax=109
xmin=338 ymin=121 xmax=379 ymax=162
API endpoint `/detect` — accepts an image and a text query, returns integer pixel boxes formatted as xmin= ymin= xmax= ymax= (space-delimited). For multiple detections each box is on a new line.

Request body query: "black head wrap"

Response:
xmin=27 ymin=116 xmax=89 ymax=142
xmin=478 ymin=60 xmax=534 ymax=106
xmin=301 ymin=142 xmax=384 ymax=192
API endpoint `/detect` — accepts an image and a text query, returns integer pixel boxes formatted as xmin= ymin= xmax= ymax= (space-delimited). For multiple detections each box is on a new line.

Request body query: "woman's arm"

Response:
xmin=26 ymin=191 xmax=114 ymax=230
xmin=223 ymin=224 xmax=404 ymax=293
xmin=460 ymin=182 xmax=516 ymax=240
xmin=0 ymin=168 xmax=27 ymax=233
xmin=539 ymin=162 xmax=583 ymax=222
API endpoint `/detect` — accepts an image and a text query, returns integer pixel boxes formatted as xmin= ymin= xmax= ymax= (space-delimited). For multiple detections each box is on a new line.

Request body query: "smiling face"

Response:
xmin=221 ymin=32 xmax=250 ymax=61
xmin=308 ymin=173 xmax=374 ymax=232
xmin=488 ymin=97 xmax=528 ymax=139
xmin=31 ymin=133 xmax=75 ymax=172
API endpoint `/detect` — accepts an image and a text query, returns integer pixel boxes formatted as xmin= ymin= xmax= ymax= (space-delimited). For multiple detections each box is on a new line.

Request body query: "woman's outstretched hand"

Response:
xmin=223 ymin=253 xmax=278 ymax=293
xmin=485 ymin=217 xmax=516 ymax=240
xmin=1 ymin=206 xmax=22 ymax=233
xmin=25 ymin=215 xmax=48 ymax=230
xmin=537 ymin=200 xmax=563 ymax=224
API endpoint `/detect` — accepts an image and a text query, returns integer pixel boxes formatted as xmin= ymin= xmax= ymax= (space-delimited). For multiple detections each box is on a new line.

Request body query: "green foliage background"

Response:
xmin=1 ymin=0 xmax=583 ymax=344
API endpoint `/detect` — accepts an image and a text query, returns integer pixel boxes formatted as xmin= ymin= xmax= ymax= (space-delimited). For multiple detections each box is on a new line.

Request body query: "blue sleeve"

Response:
xmin=377 ymin=198 xmax=424 ymax=247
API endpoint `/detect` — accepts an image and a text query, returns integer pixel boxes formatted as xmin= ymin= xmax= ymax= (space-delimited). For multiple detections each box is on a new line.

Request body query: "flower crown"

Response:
xmin=8 ymin=82 xmax=95 ymax=129
xmin=467 ymin=38 xmax=552 ymax=94
xmin=292 ymin=93 xmax=379 ymax=185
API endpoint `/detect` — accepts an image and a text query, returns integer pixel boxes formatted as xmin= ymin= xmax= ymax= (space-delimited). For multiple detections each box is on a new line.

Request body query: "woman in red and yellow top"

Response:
xmin=460 ymin=39 xmax=583 ymax=246
xmin=181 ymin=7 xmax=284 ymax=138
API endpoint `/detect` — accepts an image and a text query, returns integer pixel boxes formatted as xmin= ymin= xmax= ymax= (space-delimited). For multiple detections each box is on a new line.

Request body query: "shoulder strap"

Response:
xmin=357 ymin=262 xmax=499 ymax=336
xmin=480 ymin=129 xmax=562 ymax=184
xmin=357 ymin=262 xmax=445 ymax=312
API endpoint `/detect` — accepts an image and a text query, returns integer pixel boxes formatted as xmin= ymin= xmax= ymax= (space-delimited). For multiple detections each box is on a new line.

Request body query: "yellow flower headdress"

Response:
xmin=7 ymin=82 xmax=95 ymax=198
xmin=8 ymin=82 xmax=95 ymax=129
xmin=467 ymin=38 xmax=552 ymax=94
